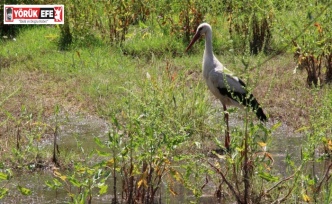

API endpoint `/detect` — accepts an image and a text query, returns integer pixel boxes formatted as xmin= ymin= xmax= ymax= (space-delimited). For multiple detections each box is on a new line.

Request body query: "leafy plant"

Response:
xmin=293 ymin=2 xmax=332 ymax=86
xmin=288 ymin=86 xmax=332 ymax=203
xmin=47 ymin=163 xmax=111 ymax=203
xmin=0 ymin=169 xmax=33 ymax=199
xmin=223 ymin=0 xmax=274 ymax=54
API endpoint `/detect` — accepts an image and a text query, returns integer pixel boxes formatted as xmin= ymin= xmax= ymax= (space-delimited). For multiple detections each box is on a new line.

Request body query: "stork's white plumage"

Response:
xmin=186 ymin=23 xmax=267 ymax=150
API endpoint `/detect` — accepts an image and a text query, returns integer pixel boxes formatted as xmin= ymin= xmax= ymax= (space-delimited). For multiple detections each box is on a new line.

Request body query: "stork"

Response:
xmin=186 ymin=23 xmax=267 ymax=150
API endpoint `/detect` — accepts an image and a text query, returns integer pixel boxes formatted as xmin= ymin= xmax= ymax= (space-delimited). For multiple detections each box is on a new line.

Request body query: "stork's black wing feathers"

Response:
xmin=217 ymin=87 xmax=267 ymax=122
xmin=238 ymin=78 xmax=246 ymax=87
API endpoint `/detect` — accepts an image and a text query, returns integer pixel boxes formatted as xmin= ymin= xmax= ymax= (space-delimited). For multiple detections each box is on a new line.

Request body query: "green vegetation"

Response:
xmin=1 ymin=0 xmax=332 ymax=203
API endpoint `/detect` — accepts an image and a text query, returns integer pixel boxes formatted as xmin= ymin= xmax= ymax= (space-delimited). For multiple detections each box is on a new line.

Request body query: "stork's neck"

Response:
xmin=203 ymin=31 xmax=213 ymax=61
xmin=202 ymin=30 xmax=215 ymax=79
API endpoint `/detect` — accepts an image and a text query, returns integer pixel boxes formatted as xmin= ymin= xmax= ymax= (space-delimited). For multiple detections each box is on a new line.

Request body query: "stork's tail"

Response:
xmin=249 ymin=95 xmax=267 ymax=122
xmin=217 ymin=87 xmax=267 ymax=121
xmin=255 ymin=107 xmax=267 ymax=122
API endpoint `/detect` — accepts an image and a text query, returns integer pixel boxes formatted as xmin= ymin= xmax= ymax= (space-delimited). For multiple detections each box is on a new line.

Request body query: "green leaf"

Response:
xmin=0 ymin=188 xmax=8 ymax=199
xmin=53 ymin=178 xmax=63 ymax=187
xmin=0 ymin=172 xmax=8 ymax=180
xmin=121 ymin=147 xmax=128 ymax=156
xmin=258 ymin=172 xmax=279 ymax=182
xmin=45 ymin=180 xmax=56 ymax=189
xmin=111 ymin=116 xmax=119 ymax=128
xmin=17 ymin=185 xmax=32 ymax=196
xmin=94 ymin=137 xmax=105 ymax=148
xmin=68 ymin=177 xmax=81 ymax=187
xmin=295 ymin=126 xmax=309 ymax=132
xmin=98 ymin=183 xmax=108 ymax=195
xmin=45 ymin=178 xmax=63 ymax=190
xmin=271 ymin=122 xmax=282 ymax=131
xmin=139 ymin=20 xmax=148 ymax=29
xmin=96 ymin=150 xmax=110 ymax=157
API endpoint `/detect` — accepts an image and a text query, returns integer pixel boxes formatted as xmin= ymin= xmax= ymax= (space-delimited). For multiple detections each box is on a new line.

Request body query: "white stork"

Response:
xmin=186 ymin=23 xmax=267 ymax=150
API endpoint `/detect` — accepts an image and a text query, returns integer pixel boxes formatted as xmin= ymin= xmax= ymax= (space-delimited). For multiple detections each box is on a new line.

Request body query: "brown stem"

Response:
xmin=265 ymin=174 xmax=294 ymax=195
xmin=16 ymin=125 xmax=20 ymax=150
xmin=223 ymin=104 xmax=230 ymax=150
xmin=315 ymin=162 xmax=332 ymax=194
xmin=113 ymin=150 xmax=118 ymax=204
xmin=52 ymin=125 xmax=59 ymax=166
xmin=208 ymin=161 xmax=243 ymax=204
xmin=244 ymin=110 xmax=250 ymax=203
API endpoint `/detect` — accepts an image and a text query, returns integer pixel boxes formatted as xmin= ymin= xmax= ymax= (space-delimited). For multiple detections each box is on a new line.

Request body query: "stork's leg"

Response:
xmin=223 ymin=104 xmax=230 ymax=150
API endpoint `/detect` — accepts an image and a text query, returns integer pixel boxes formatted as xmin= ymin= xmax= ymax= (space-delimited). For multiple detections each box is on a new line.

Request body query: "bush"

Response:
xmin=223 ymin=0 xmax=274 ymax=54
xmin=293 ymin=2 xmax=332 ymax=86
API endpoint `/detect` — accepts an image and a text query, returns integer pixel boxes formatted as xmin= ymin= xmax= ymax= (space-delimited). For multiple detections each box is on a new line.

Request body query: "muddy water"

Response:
xmin=56 ymin=114 xmax=110 ymax=153
xmin=1 ymin=114 xmax=111 ymax=204
xmin=268 ymin=123 xmax=304 ymax=176
xmin=0 ymin=114 xmax=327 ymax=203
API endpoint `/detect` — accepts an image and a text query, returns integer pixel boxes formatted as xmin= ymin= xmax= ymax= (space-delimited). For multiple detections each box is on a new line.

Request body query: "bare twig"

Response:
xmin=265 ymin=174 xmax=294 ymax=195
xmin=16 ymin=125 xmax=20 ymax=150
xmin=270 ymin=188 xmax=293 ymax=204
xmin=52 ymin=124 xmax=59 ymax=166
xmin=255 ymin=173 xmax=294 ymax=203
xmin=201 ymin=175 xmax=209 ymax=190
xmin=268 ymin=174 xmax=295 ymax=204
xmin=315 ymin=162 xmax=332 ymax=194
xmin=112 ymin=143 xmax=118 ymax=204
xmin=208 ymin=161 xmax=243 ymax=204
xmin=243 ymin=110 xmax=250 ymax=204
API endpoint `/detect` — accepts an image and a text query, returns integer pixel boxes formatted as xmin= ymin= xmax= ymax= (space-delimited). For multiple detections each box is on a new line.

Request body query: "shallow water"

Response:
xmin=0 ymin=114 xmax=328 ymax=203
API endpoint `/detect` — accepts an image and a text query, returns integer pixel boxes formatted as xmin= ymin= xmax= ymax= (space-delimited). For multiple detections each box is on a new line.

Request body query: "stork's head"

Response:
xmin=185 ymin=23 xmax=212 ymax=52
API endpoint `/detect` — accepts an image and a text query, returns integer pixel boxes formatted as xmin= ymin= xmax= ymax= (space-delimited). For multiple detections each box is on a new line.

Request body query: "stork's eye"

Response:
xmin=198 ymin=27 xmax=203 ymax=32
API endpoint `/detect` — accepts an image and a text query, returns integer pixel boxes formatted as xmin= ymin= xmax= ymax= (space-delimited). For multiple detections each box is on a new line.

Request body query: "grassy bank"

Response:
xmin=0 ymin=26 xmax=316 ymax=129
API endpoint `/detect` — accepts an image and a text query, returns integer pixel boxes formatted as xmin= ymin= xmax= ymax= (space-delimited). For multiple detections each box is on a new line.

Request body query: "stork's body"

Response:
xmin=186 ymin=23 xmax=267 ymax=150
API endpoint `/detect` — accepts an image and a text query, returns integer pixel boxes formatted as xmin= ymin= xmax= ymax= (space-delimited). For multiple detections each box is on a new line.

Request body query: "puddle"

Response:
xmin=268 ymin=123 xmax=304 ymax=176
xmin=53 ymin=114 xmax=110 ymax=150
xmin=1 ymin=171 xmax=66 ymax=204
xmin=0 ymin=113 xmax=329 ymax=203
xmin=1 ymin=114 xmax=112 ymax=204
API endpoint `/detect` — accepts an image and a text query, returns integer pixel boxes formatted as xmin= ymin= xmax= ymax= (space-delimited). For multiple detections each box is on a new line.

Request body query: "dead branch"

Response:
xmin=208 ymin=161 xmax=243 ymax=204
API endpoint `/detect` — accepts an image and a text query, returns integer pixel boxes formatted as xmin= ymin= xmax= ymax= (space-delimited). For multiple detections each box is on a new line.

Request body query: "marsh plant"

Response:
xmin=291 ymin=2 xmax=332 ymax=86
xmin=223 ymin=0 xmax=273 ymax=54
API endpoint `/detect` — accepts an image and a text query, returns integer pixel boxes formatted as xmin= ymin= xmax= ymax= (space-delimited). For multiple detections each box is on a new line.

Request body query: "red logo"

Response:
xmin=54 ymin=6 xmax=62 ymax=22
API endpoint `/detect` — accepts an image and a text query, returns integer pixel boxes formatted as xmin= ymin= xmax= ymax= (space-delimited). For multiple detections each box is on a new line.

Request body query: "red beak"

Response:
xmin=185 ymin=32 xmax=201 ymax=52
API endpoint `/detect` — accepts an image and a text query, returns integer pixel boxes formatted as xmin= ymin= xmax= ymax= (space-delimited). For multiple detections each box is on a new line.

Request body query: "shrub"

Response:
xmin=223 ymin=0 xmax=274 ymax=54
xmin=293 ymin=3 xmax=332 ymax=86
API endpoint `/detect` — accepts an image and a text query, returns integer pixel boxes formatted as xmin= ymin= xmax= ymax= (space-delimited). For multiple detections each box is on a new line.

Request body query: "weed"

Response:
xmin=224 ymin=0 xmax=274 ymax=54
xmin=292 ymin=2 xmax=332 ymax=86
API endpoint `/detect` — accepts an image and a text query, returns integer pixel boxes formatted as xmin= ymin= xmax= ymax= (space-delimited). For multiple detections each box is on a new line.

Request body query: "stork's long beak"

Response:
xmin=185 ymin=32 xmax=201 ymax=52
